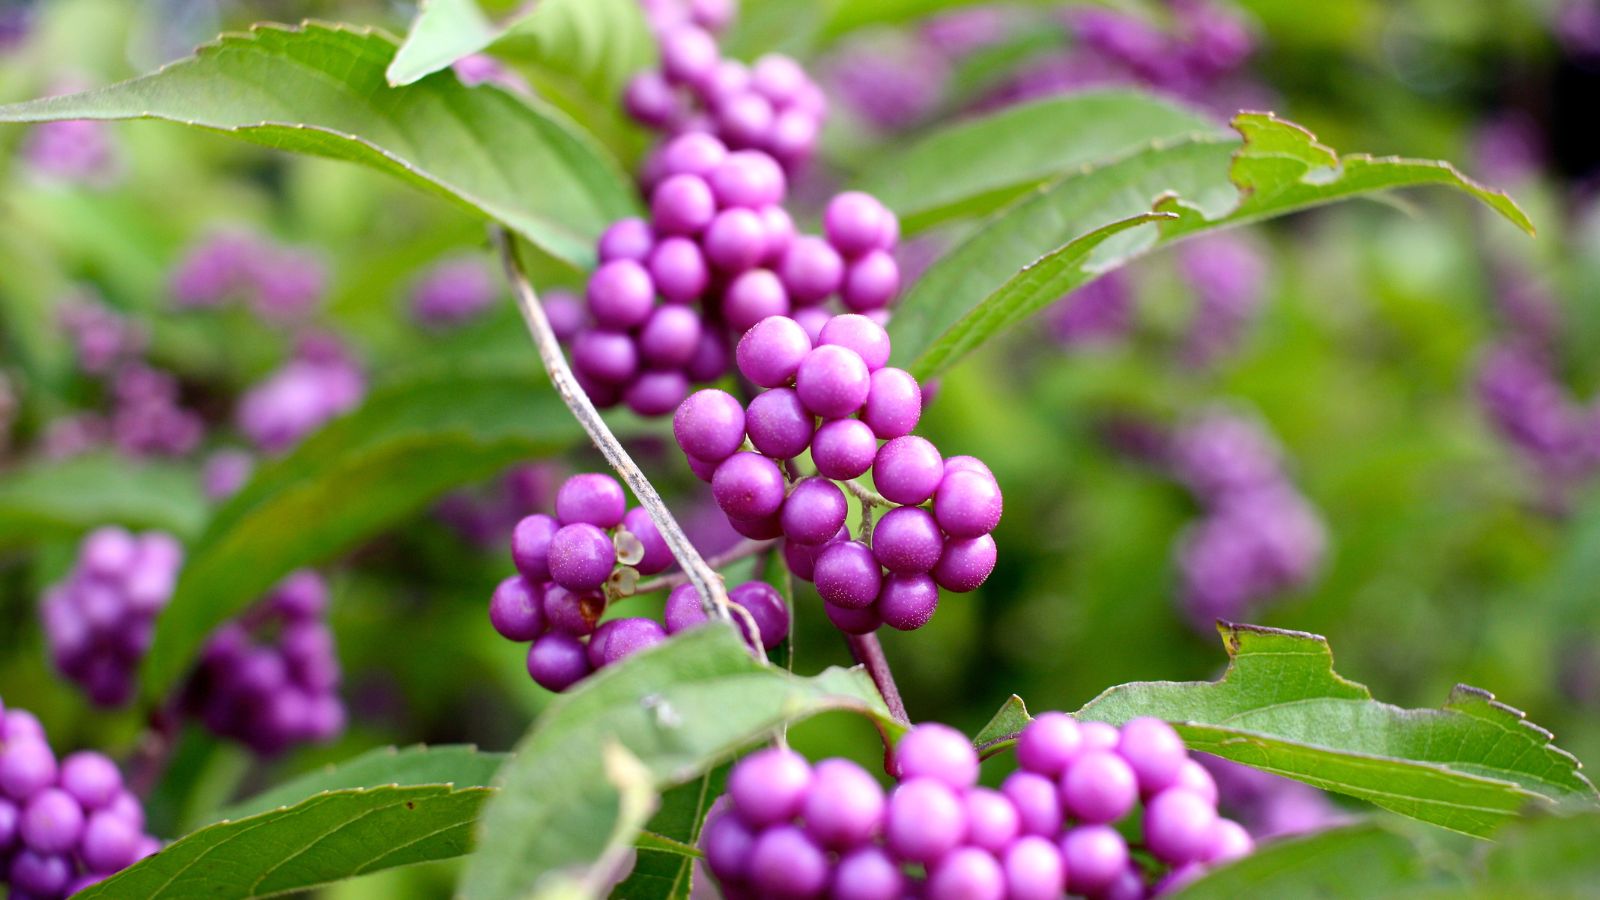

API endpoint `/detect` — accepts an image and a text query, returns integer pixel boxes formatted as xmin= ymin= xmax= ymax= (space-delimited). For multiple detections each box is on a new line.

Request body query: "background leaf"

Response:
xmin=860 ymin=90 xmax=1221 ymax=233
xmin=385 ymin=0 xmax=497 ymax=86
xmin=218 ymin=744 xmax=507 ymax=821
xmin=888 ymin=112 xmax=1534 ymax=379
xmin=0 ymin=22 xmax=636 ymax=268
xmin=1073 ymin=623 xmax=1597 ymax=837
xmin=463 ymin=626 xmax=898 ymax=900
xmin=139 ymin=365 xmax=586 ymax=702
xmin=1170 ymin=823 xmax=1437 ymax=898
xmin=0 ymin=455 xmax=207 ymax=546
xmin=613 ymin=767 xmax=726 ymax=900
xmin=77 ymin=784 xmax=492 ymax=899
xmin=972 ymin=694 xmax=1030 ymax=757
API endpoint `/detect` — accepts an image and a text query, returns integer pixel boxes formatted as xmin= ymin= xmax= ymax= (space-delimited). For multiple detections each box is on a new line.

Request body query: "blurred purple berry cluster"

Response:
xmin=41 ymin=527 xmax=183 ymax=707
xmin=0 ymin=699 xmax=161 ymax=898
xmin=702 ymin=716 xmax=1252 ymax=899
xmin=1198 ymin=755 xmax=1348 ymax=842
xmin=183 ymin=571 xmax=345 ymax=756
xmin=236 ymin=335 xmax=365 ymax=454
xmin=1168 ymin=411 xmax=1325 ymax=627
xmin=169 ymin=231 xmax=327 ymax=323
xmin=20 ymin=80 xmax=119 ymax=186
xmin=1476 ymin=341 xmax=1600 ymax=509
xmin=674 ymin=313 xmax=1000 ymax=633
xmin=409 ymin=255 xmax=500 ymax=329
xmin=436 ymin=462 xmax=565 ymax=548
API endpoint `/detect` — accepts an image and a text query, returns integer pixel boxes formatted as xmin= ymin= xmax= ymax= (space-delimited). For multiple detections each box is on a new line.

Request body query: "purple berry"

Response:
xmin=824 ymin=192 xmax=894 ymax=258
xmin=832 ymin=846 xmax=904 ymax=900
xmin=769 ymin=107 xmax=820 ymax=164
xmin=963 ymin=787 xmax=1020 ymax=852
xmin=1144 ymin=788 xmax=1219 ymax=865
xmin=81 ymin=808 xmax=141 ymax=872
xmin=713 ymin=452 xmax=787 ymax=519
xmin=812 ymin=418 xmax=878 ymax=480
xmin=1173 ymin=759 xmax=1218 ymax=805
xmin=943 ymin=455 xmax=993 ymax=480
xmin=872 ymin=506 xmax=944 ymax=574
xmin=862 ymin=368 xmax=921 ymax=440
xmin=1060 ymin=824 xmax=1130 ymax=896
xmin=932 ymin=536 xmax=995 ymax=594
xmin=729 ymin=512 xmax=784 ymax=540
xmin=814 ymin=541 xmax=882 ymax=609
xmin=571 ymin=329 xmax=639 ymax=385
xmin=928 ymin=846 xmax=1005 ymax=900
xmin=1004 ymin=835 xmax=1067 ymax=900
xmin=586 ymin=259 xmax=655 ymax=329
xmin=752 ymin=54 xmax=807 ymax=104
xmin=674 ymin=389 xmax=746 ymax=462
xmin=663 ymin=584 xmax=712 ymax=635
xmin=885 ymin=777 xmax=966 ymax=864
xmin=652 ymin=173 xmax=717 ymax=235
xmin=598 ymin=217 xmax=654 ymax=263
xmin=737 ymin=315 xmax=813 ymax=388
xmin=818 ymin=314 xmax=891 ymax=371
xmin=1119 ymin=717 xmax=1189 ymax=795
xmin=0 ymin=739 xmax=57 ymax=800
xmin=625 ymin=370 xmax=690 ymax=417
xmin=896 ymin=723 xmax=979 ymax=789
xmin=20 ymin=788 xmax=83 ymax=854
xmin=802 ymin=758 xmax=884 ymax=848
xmin=745 ymin=388 xmax=816 ymax=460
xmin=722 ymin=269 xmax=790 ymax=332
xmin=545 ymin=290 xmax=587 ymax=341
xmin=621 ymin=507 xmax=672 ymax=575
xmin=877 ymin=573 xmax=939 ymax=630
xmin=557 ymin=473 xmax=627 ymax=529
xmin=717 ymin=91 xmax=776 ymax=149
xmin=873 ymin=436 xmax=944 ymax=506
xmin=704 ymin=208 xmax=769 ymax=272
xmin=588 ymin=617 xmax=668 ymax=668
xmin=933 ymin=469 xmax=1003 ymax=538
xmin=542 ymin=585 xmax=602 ymax=636
xmin=489 ymin=576 xmax=546 ymax=641
xmin=708 ymin=150 xmax=786 ymax=208
xmin=759 ymin=205 xmax=796 ymax=263
xmin=824 ymin=600 xmax=882 ymax=634
xmin=9 ymin=849 xmax=71 ymax=896
xmin=526 ymin=632 xmax=593 ymax=691
xmin=686 ymin=331 xmax=731 ymax=382
xmin=649 ymin=235 xmax=710 ymax=303
xmin=1205 ymin=817 xmax=1255 ymax=863
xmin=1017 ymin=712 xmax=1083 ymax=777
xmin=795 ymin=345 xmax=871 ymax=418
xmin=624 ymin=71 xmax=682 ymax=127
xmin=728 ymin=581 xmax=790 ymax=649
xmin=638 ymin=305 xmax=704 ymax=368
xmin=748 ymin=825 xmax=828 ymax=899
xmin=1062 ymin=750 xmax=1139 ymax=823
xmin=1001 ymin=771 xmax=1062 ymax=837
xmin=779 ymin=236 xmax=844 ymax=305
xmin=656 ymin=132 xmax=728 ymax=178
xmin=58 ymin=752 xmax=121 ymax=811
xmin=841 ymin=251 xmax=901 ymax=312
xmin=702 ymin=808 xmax=754 ymax=882
xmin=547 ymin=523 xmax=617 ymax=592
xmin=660 ymin=25 xmax=718 ymax=86
xmin=512 ymin=513 xmax=560 ymax=582
xmin=730 ymin=748 xmax=812 ymax=826
xmin=781 ymin=477 xmax=848 ymax=545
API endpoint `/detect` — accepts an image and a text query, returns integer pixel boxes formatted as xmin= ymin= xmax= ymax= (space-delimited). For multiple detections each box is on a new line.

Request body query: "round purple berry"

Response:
xmin=748 ymin=825 xmax=828 ymax=899
xmin=963 ymin=787 xmax=1020 ymax=852
xmin=8 ymin=849 xmax=71 ymax=896
xmin=655 ymin=132 xmax=727 ymax=178
xmin=728 ymin=580 xmax=791 ymax=650
xmin=586 ymin=259 xmax=655 ymax=329
xmin=873 ymin=436 xmax=944 ymax=507
xmin=885 ymin=777 xmax=966 ymax=864
xmin=811 ymin=418 xmax=878 ymax=480
xmin=708 ymin=150 xmax=786 ymax=209
xmin=841 ymin=250 xmax=901 ymax=312
xmin=877 ymin=573 xmax=940 ymax=631
xmin=1004 ymin=835 xmax=1066 ymax=900
xmin=780 ymin=478 xmax=848 ymax=546
xmin=897 ymin=723 xmax=979 ymax=789
xmin=80 ymin=809 xmax=141 ymax=872
xmin=818 ymin=314 xmax=891 ymax=371
xmin=598 ymin=217 xmax=654 ymax=263
xmin=1144 ymin=788 xmax=1219 ymax=865
xmin=703 ymin=208 xmax=769 ymax=272
xmin=649 ymin=235 xmax=710 ymax=303
xmin=933 ymin=468 xmax=1003 ymax=538
xmin=814 ymin=541 xmax=883 ymax=610
xmin=1060 ymin=824 xmax=1130 ymax=896
xmin=759 ymin=205 xmax=796 ymax=263
xmin=0 ymin=738 xmax=57 ymax=800
xmin=721 ymin=269 xmax=790 ymax=333
xmin=571 ymin=329 xmax=639 ymax=385
xmin=1174 ymin=759 xmax=1219 ymax=805
xmin=1118 ymin=717 xmax=1189 ymax=795
xmin=674 ymin=389 xmax=746 ymax=463
xmin=541 ymin=585 xmax=602 ymax=637
xmin=624 ymin=370 xmax=690 ymax=417
xmin=862 ymin=368 xmax=922 ymax=440
xmin=1001 ymin=771 xmax=1062 ymax=837
xmin=547 ymin=523 xmax=617 ymax=592
xmin=526 ymin=632 xmax=592 ymax=692
xmin=717 ymin=91 xmax=776 ymax=149
xmin=932 ymin=535 xmax=996 ymax=593
xmin=779 ymin=236 xmax=844 ymax=305
xmin=659 ymin=25 xmax=718 ymax=86
xmin=730 ymin=748 xmax=812 ymax=826
xmin=737 ymin=315 xmax=812 ymax=388
xmin=1062 ymin=750 xmax=1139 ymax=824
xmin=620 ymin=507 xmax=672 ymax=575
xmin=824 ymin=600 xmax=881 ymax=634
xmin=652 ymin=173 xmax=716 ymax=235
xmin=557 ymin=473 xmax=627 ymax=529
xmin=872 ymin=506 xmax=944 ymax=574
xmin=728 ymin=513 xmax=784 ymax=541
xmin=751 ymin=53 xmax=806 ymax=104
xmin=832 ymin=846 xmax=903 ymax=900
xmin=1017 ymin=712 xmax=1083 ymax=777
xmin=701 ymin=807 xmax=754 ymax=882
xmin=795 ymin=345 xmax=871 ymax=418
xmin=20 ymin=788 xmax=83 ymax=854
xmin=744 ymin=388 xmax=816 ymax=460
xmin=624 ymin=71 xmax=682 ymax=127
xmin=803 ymin=758 xmax=884 ymax=848
xmin=824 ymin=192 xmax=894 ymax=258
xmin=1205 ymin=817 xmax=1255 ymax=863
xmin=490 ymin=576 xmax=546 ymax=642
xmin=638 ymin=305 xmax=703 ymax=368
xmin=511 ymin=514 xmax=559 ymax=582
xmin=588 ymin=617 xmax=668 ymax=668
xmin=712 ymin=452 xmax=787 ymax=519
xmin=58 ymin=752 xmax=121 ymax=811
xmin=685 ymin=330 xmax=731 ymax=382
xmin=928 ymin=846 xmax=1005 ymax=900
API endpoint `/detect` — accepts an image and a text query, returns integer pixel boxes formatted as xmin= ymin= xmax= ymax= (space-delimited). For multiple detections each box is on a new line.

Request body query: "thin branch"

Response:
xmin=847 ymin=632 xmax=909 ymax=725
xmin=494 ymin=227 xmax=731 ymax=622
xmin=631 ymin=538 xmax=777 ymax=596
xmin=842 ymin=479 xmax=892 ymax=508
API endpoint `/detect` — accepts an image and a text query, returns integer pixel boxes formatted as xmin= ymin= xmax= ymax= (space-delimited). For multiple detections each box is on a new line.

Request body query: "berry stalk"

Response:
xmin=494 ymin=227 xmax=734 ymax=623
xmin=846 ymin=632 xmax=909 ymax=725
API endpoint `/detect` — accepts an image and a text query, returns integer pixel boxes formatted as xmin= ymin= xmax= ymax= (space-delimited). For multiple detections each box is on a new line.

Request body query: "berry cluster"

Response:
xmin=674 ymin=313 xmax=1000 ymax=633
xmin=1197 ymin=756 xmax=1347 ymax=841
xmin=169 ymin=230 xmax=327 ymax=323
xmin=1476 ymin=341 xmax=1600 ymax=509
xmin=0 ymin=700 xmax=160 ymax=898
xmin=436 ymin=462 xmax=564 ymax=549
xmin=1175 ymin=234 xmax=1267 ymax=367
xmin=702 ymin=717 xmax=1251 ymax=899
xmin=409 ymin=255 xmax=500 ymax=329
xmin=624 ymin=3 xmax=823 ymax=171
xmin=41 ymin=527 xmax=183 ymax=707
xmin=236 ymin=335 xmax=365 ymax=454
xmin=21 ymin=80 xmax=118 ymax=186
xmin=182 ymin=571 xmax=345 ymax=756
xmin=1168 ymin=411 xmax=1324 ymax=627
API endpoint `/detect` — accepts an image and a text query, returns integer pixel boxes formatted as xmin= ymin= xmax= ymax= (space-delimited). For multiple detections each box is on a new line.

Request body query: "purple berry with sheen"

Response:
xmin=1061 ymin=824 xmax=1131 ymax=895
xmin=897 ymin=723 xmax=979 ymax=789
xmin=1004 ymin=835 xmax=1066 ymax=900
xmin=748 ymin=825 xmax=829 ymax=898
xmin=1002 ymin=771 xmax=1062 ymax=837
xmin=1016 ymin=712 xmax=1083 ymax=777
xmin=1144 ymin=788 xmax=1219 ymax=864
xmin=878 ymin=573 xmax=940 ymax=630
xmin=547 ymin=523 xmax=617 ymax=591
xmin=824 ymin=600 xmax=882 ymax=634
xmin=745 ymin=388 xmax=816 ymax=460
xmin=586 ymin=259 xmax=655 ymax=329
xmin=674 ymin=389 xmax=746 ymax=462
xmin=818 ymin=314 xmax=891 ymax=371
xmin=1119 ymin=717 xmax=1189 ymax=794
xmin=728 ymin=581 xmax=791 ymax=650
xmin=511 ymin=514 xmax=559 ymax=581
xmin=824 ymin=192 xmax=894 ymax=257
xmin=874 ymin=436 xmax=944 ymax=506
xmin=811 ymin=418 xmax=879 ymax=480
xmin=872 ymin=506 xmax=945 ymax=574
xmin=730 ymin=748 xmax=812 ymax=826
xmin=556 ymin=473 xmax=627 ymax=529
xmin=885 ymin=778 xmax=966 ymax=863
xmin=621 ymin=507 xmax=672 ymax=575
xmin=802 ymin=759 xmax=885 ymax=848
xmin=598 ymin=217 xmax=654 ymax=262
xmin=722 ymin=269 xmax=791 ymax=332
xmin=542 ymin=586 xmax=602 ymax=636
xmin=814 ymin=541 xmax=883 ymax=609
xmin=779 ymin=236 xmax=845 ymax=304
xmin=588 ymin=617 xmax=668 ymax=668
xmin=703 ymin=208 xmax=769 ymax=272
xmin=708 ymin=150 xmax=786 ymax=208
xmin=652 ymin=173 xmax=717 ymax=235
xmin=571 ymin=329 xmax=638 ymax=385
xmin=1063 ymin=750 xmax=1140 ymax=824
xmin=863 ymin=367 xmax=922 ymax=439
xmin=963 ymin=787 xmax=1020 ymax=852
xmin=795 ymin=345 xmax=871 ymax=417
xmin=737 ymin=315 xmax=812 ymax=388
xmin=934 ymin=469 xmax=1003 ymax=538
xmin=58 ymin=753 xmax=120 ymax=810
xmin=526 ymin=633 xmax=592 ymax=692
xmin=832 ymin=847 xmax=904 ymax=900
xmin=1205 ymin=817 xmax=1255 ymax=863
xmin=638 ymin=305 xmax=703 ymax=368
xmin=780 ymin=477 xmax=848 ymax=546
xmin=489 ymin=576 xmax=546 ymax=641
xmin=648 ymin=236 xmax=710 ymax=303
xmin=713 ymin=452 xmax=787 ymax=519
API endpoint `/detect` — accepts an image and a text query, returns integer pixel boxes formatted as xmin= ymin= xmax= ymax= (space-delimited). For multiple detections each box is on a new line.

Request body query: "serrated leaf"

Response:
xmin=1170 ymin=823 xmax=1433 ymax=899
xmin=140 ymin=366 xmax=586 ymax=702
xmin=1074 ymin=623 xmax=1597 ymax=837
xmin=0 ymin=22 xmax=635 ymax=268
xmin=464 ymin=626 xmax=899 ymax=900
xmin=0 ymin=455 xmax=207 ymax=546
xmin=861 ymin=90 xmax=1221 ymax=233
xmin=218 ymin=744 xmax=507 ymax=821
xmin=889 ymin=111 xmax=1534 ymax=380
xmin=972 ymin=694 xmax=1030 ymax=758
xmin=76 ymin=784 xmax=492 ymax=899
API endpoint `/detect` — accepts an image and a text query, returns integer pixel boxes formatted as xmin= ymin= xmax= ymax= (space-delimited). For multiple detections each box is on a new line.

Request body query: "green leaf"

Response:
xmin=1074 ymin=623 xmax=1597 ymax=837
xmin=860 ymin=90 xmax=1221 ymax=234
xmin=888 ymin=111 xmax=1535 ymax=379
xmin=218 ymin=744 xmax=508 ymax=821
xmin=140 ymin=366 xmax=585 ymax=702
xmin=76 ymin=784 xmax=492 ymax=899
xmin=386 ymin=0 xmax=497 ymax=86
xmin=614 ymin=767 xmax=726 ymax=899
xmin=529 ymin=744 xmax=662 ymax=900
xmin=1170 ymin=823 xmax=1434 ymax=899
xmin=464 ymin=626 xmax=899 ymax=900
xmin=0 ymin=22 xmax=635 ymax=268
xmin=972 ymin=694 xmax=1031 ymax=758
xmin=0 ymin=455 xmax=207 ymax=546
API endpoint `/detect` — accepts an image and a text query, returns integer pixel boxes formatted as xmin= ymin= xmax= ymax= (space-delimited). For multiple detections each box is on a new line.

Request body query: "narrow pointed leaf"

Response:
xmin=0 ymin=23 xmax=635 ymax=268
xmin=463 ymin=626 xmax=899 ymax=900
xmin=889 ymin=112 xmax=1533 ymax=379
xmin=973 ymin=694 xmax=1030 ymax=758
